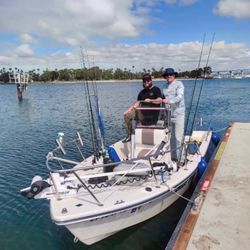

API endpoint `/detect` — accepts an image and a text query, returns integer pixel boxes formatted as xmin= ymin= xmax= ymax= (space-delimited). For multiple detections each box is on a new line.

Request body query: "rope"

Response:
xmin=211 ymin=125 xmax=230 ymax=133
xmin=163 ymin=182 xmax=194 ymax=203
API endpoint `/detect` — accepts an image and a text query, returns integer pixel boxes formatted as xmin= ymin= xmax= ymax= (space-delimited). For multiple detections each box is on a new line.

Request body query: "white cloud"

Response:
xmin=0 ymin=0 xmax=249 ymax=72
xmin=20 ymin=34 xmax=36 ymax=43
xmin=164 ymin=0 xmax=197 ymax=5
xmin=15 ymin=44 xmax=34 ymax=57
xmin=0 ymin=55 xmax=12 ymax=64
xmin=0 ymin=0 xmax=146 ymax=45
xmin=1 ymin=40 xmax=250 ymax=72
xmin=214 ymin=0 xmax=250 ymax=19
xmin=82 ymin=41 xmax=250 ymax=72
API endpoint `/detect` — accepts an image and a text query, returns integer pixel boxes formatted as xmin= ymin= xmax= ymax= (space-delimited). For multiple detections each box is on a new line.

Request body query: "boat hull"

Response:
xmin=60 ymin=174 xmax=193 ymax=245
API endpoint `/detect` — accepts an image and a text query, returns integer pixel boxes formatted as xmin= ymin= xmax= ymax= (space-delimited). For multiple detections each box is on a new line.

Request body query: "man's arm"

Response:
xmin=144 ymin=97 xmax=162 ymax=104
xmin=123 ymin=101 xmax=140 ymax=115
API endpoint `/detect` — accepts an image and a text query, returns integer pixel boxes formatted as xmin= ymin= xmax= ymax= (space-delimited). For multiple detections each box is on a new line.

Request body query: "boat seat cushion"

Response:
xmin=134 ymin=128 xmax=167 ymax=158
xmin=135 ymin=128 xmax=166 ymax=146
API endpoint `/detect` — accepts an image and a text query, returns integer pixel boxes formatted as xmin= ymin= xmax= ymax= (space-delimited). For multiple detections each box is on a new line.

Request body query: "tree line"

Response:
xmin=0 ymin=66 xmax=212 ymax=83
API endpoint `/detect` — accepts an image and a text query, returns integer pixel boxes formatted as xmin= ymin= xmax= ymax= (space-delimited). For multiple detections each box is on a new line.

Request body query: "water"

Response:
xmin=0 ymin=78 xmax=250 ymax=250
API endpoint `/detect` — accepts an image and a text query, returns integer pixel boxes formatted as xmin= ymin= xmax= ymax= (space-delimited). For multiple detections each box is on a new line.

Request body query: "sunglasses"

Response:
xmin=166 ymin=73 xmax=174 ymax=77
xmin=143 ymin=79 xmax=151 ymax=83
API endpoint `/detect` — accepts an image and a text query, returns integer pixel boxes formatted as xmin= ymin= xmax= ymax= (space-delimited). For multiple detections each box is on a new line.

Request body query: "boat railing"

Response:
xmin=44 ymin=105 xmax=172 ymax=204
xmin=46 ymin=142 xmax=171 ymax=205
xmin=46 ymin=137 xmax=169 ymax=174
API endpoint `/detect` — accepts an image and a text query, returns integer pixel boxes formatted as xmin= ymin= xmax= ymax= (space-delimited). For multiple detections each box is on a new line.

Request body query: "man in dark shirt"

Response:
xmin=123 ymin=73 xmax=162 ymax=142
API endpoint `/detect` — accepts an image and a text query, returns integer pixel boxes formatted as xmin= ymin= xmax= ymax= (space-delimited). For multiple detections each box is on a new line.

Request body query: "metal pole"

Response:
xmin=72 ymin=171 xmax=103 ymax=206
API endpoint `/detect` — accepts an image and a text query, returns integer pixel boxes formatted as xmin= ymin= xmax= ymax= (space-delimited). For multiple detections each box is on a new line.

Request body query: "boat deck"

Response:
xmin=170 ymin=122 xmax=250 ymax=250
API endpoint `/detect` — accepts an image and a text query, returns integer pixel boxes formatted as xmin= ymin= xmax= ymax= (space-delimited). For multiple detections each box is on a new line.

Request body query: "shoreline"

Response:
xmin=34 ymin=78 xmax=196 ymax=84
xmin=1 ymin=77 xmax=211 ymax=85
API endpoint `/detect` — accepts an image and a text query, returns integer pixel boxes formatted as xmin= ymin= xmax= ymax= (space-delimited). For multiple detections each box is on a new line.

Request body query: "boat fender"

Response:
xmin=198 ymin=157 xmax=207 ymax=178
xmin=212 ymin=132 xmax=220 ymax=146
xmin=107 ymin=146 xmax=121 ymax=162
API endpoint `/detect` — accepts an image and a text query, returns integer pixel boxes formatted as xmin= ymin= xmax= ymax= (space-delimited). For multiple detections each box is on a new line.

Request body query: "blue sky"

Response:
xmin=0 ymin=0 xmax=250 ymax=72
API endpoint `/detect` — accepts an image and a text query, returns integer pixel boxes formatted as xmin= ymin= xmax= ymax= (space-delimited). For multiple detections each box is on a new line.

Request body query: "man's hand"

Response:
xmin=144 ymin=98 xmax=151 ymax=103
xmin=162 ymin=99 xmax=170 ymax=104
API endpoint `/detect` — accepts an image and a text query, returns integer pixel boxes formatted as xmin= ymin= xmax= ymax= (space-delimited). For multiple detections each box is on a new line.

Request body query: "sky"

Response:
xmin=0 ymin=0 xmax=250 ymax=72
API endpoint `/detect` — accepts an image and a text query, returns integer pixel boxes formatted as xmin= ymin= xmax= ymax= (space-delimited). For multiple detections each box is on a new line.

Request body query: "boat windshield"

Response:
xmin=134 ymin=105 xmax=171 ymax=129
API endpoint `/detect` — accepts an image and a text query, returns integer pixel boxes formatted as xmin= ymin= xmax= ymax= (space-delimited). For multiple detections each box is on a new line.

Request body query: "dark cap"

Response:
xmin=162 ymin=68 xmax=178 ymax=78
xmin=142 ymin=73 xmax=152 ymax=82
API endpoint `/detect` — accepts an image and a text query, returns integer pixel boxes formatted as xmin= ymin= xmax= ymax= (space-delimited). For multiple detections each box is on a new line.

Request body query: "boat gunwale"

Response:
xmin=52 ymin=171 xmax=196 ymax=225
xmin=51 ymin=131 xmax=213 ymax=225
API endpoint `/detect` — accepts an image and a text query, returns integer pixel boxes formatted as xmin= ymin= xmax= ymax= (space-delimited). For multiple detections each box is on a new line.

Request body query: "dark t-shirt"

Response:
xmin=137 ymin=86 xmax=162 ymax=125
xmin=137 ymin=86 xmax=162 ymax=106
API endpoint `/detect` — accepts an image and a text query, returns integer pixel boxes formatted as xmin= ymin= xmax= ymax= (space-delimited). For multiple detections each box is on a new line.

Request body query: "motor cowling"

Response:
xmin=30 ymin=180 xmax=50 ymax=195
xmin=21 ymin=176 xmax=50 ymax=199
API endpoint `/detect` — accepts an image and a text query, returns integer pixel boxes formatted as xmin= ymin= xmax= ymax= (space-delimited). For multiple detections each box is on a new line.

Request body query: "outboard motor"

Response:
xmin=20 ymin=176 xmax=50 ymax=199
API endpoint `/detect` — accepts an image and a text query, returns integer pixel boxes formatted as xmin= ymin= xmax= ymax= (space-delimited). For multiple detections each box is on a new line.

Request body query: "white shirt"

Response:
xmin=163 ymin=80 xmax=185 ymax=117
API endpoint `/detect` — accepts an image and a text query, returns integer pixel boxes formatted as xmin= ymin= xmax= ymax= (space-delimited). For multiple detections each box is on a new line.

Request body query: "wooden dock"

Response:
xmin=168 ymin=122 xmax=250 ymax=250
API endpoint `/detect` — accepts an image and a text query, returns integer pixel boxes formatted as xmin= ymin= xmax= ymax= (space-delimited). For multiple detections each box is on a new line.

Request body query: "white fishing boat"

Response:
xmin=20 ymin=45 xmax=219 ymax=245
xmin=21 ymin=101 xmax=216 ymax=245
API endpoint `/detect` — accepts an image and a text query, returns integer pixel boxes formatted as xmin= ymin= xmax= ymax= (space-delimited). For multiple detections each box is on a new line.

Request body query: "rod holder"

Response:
xmin=56 ymin=139 xmax=66 ymax=155
xmin=77 ymin=131 xmax=84 ymax=146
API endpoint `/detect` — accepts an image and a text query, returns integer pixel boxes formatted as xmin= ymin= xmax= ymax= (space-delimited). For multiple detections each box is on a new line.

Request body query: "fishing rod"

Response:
xmin=81 ymin=48 xmax=107 ymax=162
xmin=184 ymin=33 xmax=206 ymax=135
xmin=80 ymin=48 xmax=99 ymax=160
xmin=189 ymin=33 xmax=215 ymax=135
xmin=178 ymin=33 xmax=214 ymax=165
xmin=86 ymin=54 xmax=106 ymax=152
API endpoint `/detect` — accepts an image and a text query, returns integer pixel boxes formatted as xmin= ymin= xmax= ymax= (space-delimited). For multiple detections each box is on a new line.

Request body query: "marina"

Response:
xmin=20 ymin=63 xmax=216 ymax=245
xmin=1 ymin=1 xmax=250 ymax=249
xmin=0 ymin=79 xmax=250 ymax=250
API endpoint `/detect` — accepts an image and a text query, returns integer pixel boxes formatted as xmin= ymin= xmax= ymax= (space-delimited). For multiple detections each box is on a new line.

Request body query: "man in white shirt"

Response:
xmin=162 ymin=68 xmax=185 ymax=165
